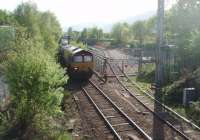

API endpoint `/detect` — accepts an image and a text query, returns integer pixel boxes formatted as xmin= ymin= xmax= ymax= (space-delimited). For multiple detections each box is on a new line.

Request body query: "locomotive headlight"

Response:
xmin=74 ymin=67 xmax=79 ymax=70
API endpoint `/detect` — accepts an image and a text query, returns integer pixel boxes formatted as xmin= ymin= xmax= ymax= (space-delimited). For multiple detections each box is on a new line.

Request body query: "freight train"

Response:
xmin=58 ymin=38 xmax=94 ymax=80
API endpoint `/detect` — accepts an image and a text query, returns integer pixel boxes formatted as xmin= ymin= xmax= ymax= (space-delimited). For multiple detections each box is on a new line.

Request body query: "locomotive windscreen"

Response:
xmin=73 ymin=56 xmax=83 ymax=62
xmin=84 ymin=56 xmax=92 ymax=62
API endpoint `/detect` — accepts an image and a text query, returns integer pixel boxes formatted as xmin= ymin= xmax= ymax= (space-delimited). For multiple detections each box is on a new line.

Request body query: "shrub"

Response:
xmin=163 ymin=79 xmax=186 ymax=105
xmin=163 ymin=67 xmax=200 ymax=105
xmin=137 ymin=63 xmax=155 ymax=83
xmin=6 ymin=46 xmax=67 ymax=130
xmin=187 ymin=101 xmax=200 ymax=125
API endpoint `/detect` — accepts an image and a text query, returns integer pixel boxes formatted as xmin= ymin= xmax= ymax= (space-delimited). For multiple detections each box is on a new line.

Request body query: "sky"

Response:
xmin=0 ymin=0 xmax=176 ymax=29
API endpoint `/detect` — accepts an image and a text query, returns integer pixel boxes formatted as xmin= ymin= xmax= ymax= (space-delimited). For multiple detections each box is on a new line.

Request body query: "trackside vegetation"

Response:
xmin=0 ymin=2 xmax=70 ymax=140
xmin=5 ymin=46 xmax=67 ymax=139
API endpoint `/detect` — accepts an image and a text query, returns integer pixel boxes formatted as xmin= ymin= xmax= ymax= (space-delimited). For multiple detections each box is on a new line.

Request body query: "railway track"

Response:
xmin=81 ymin=80 xmax=152 ymax=140
xmin=75 ymin=89 xmax=115 ymax=140
xmin=88 ymin=46 xmax=200 ymax=139
xmin=105 ymin=59 xmax=200 ymax=140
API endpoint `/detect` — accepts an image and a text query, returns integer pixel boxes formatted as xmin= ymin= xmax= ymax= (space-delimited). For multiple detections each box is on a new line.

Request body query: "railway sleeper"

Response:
xmin=123 ymin=133 xmax=141 ymax=140
xmin=142 ymin=102 xmax=151 ymax=105
xmin=102 ymin=107 xmax=117 ymax=111
xmin=183 ymin=129 xmax=195 ymax=134
xmin=115 ymin=127 xmax=134 ymax=133
xmin=104 ymin=112 xmax=122 ymax=117
xmin=85 ymin=96 xmax=109 ymax=101
xmin=102 ymin=129 xmax=113 ymax=134
xmin=135 ymin=94 xmax=144 ymax=96
xmin=112 ymin=124 xmax=135 ymax=132
xmin=174 ymin=125 xmax=190 ymax=131
xmin=85 ymin=87 xmax=96 ymax=90
xmin=102 ymin=103 xmax=123 ymax=110
xmin=121 ymin=92 xmax=130 ymax=98
xmin=137 ymin=96 xmax=147 ymax=100
xmin=101 ymin=108 xmax=115 ymax=111
xmin=109 ymin=118 xmax=129 ymax=125
xmin=136 ymin=111 xmax=150 ymax=115
xmin=105 ymin=115 xmax=117 ymax=119
xmin=102 ymin=110 xmax=123 ymax=115
xmin=112 ymin=122 xmax=130 ymax=127
xmin=94 ymin=103 xmax=112 ymax=107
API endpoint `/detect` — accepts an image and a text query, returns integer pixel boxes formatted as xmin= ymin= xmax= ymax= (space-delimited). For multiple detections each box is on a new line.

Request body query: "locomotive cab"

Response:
xmin=69 ymin=50 xmax=93 ymax=79
xmin=59 ymin=45 xmax=94 ymax=80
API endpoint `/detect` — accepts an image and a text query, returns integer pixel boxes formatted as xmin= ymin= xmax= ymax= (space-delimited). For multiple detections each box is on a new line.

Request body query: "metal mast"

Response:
xmin=153 ymin=0 xmax=165 ymax=139
xmin=156 ymin=0 xmax=164 ymax=88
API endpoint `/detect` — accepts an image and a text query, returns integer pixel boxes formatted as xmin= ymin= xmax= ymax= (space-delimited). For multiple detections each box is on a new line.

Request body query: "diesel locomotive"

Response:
xmin=58 ymin=40 xmax=94 ymax=80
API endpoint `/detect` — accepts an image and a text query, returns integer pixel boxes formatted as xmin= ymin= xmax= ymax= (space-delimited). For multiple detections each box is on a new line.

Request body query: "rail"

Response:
xmin=119 ymin=66 xmax=200 ymax=131
xmin=92 ymin=47 xmax=200 ymax=131
xmin=82 ymin=87 xmax=122 ymax=140
xmin=107 ymin=61 xmax=190 ymax=140
xmin=83 ymin=80 xmax=152 ymax=140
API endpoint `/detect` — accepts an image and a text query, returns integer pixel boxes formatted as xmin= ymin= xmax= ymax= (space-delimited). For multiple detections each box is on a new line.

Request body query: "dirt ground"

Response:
xmin=62 ymin=91 xmax=83 ymax=140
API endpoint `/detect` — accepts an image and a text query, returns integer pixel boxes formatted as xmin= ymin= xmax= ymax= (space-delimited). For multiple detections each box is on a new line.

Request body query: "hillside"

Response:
xmin=64 ymin=10 xmax=156 ymax=32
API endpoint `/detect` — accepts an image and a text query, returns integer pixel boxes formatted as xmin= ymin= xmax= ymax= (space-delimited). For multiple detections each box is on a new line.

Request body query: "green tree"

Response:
xmin=0 ymin=26 xmax=15 ymax=52
xmin=145 ymin=17 xmax=156 ymax=43
xmin=0 ymin=2 xmax=69 ymax=139
xmin=166 ymin=0 xmax=200 ymax=71
xmin=0 ymin=10 xmax=15 ymax=25
xmin=13 ymin=2 xmax=62 ymax=54
xmin=88 ymin=27 xmax=98 ymax=39
xmin=14 ymin=2 xmax=42 ymax=43
xmin=97 ymin=28 xmax=103 ymax=40
xmin=67 ymin=27 xmax=73 ymax=37
xmin=131 ymin=21 xmax=146 ymax=47
xmin=111 ymin=22 xmax=130 ymax=44
xmin=39 ymin=11 xmax=62 ymax=53
xmin=6 ymin=46 xmax=66 ymax=131
xmin=80 ymin=28 xmax=88 ymax=42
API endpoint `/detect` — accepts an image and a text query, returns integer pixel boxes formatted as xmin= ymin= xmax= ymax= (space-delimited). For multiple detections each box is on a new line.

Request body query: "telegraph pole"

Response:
xmin=156 ymin=0 xmax=164 ymax=87
xmin=153 ymin=0 xmax=165 ymax=139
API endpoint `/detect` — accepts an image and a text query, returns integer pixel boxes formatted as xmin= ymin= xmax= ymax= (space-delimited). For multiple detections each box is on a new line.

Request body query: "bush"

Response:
xmin=188 ymin=101 xmax=200 ymax=125
xmin=163 ymin=68 xmax=200 ymax=105
xmin=5 ymin=46 xmax=67 ymax=133
xmin=163 ymin=79 xmax=186 ymax=105
xmin=137 ymin=64 xmax=155 ymax=83
xmin=0 ymin=26 xmax=15 ymax=51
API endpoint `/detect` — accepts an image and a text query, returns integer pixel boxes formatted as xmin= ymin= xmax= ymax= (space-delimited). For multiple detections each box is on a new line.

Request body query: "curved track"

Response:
xmin=88 ymin=46 xmax=200 ymax=139
xmin=106 ymin=59 xmax=200 ymax=140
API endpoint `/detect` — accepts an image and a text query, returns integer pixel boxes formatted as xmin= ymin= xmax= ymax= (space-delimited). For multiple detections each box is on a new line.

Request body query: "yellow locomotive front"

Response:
xmin=59 ymin=45 xmax=94 ymax=80
xmin=69 ymin=50 xmax=94 ymax=79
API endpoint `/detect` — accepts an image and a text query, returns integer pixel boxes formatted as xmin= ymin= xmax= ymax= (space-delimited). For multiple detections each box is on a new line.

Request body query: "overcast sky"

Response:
xmin=0 ymin=0 xmax=175 ymax=28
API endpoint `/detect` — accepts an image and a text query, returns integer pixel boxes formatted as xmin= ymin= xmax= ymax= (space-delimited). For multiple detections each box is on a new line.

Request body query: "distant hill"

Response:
xmin=63 ymin=11 xmax=156 ymax=32
xmin=121 ymin=11 xmax=156 ymax=24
